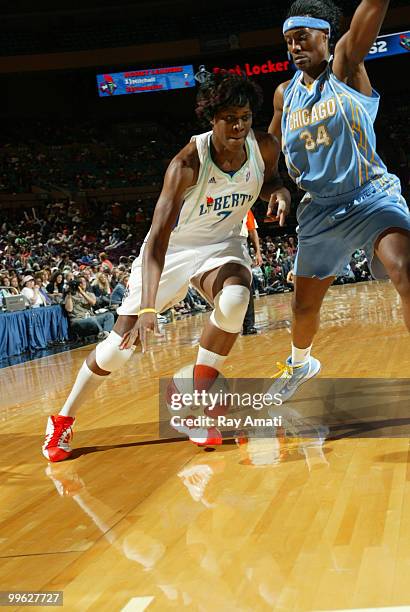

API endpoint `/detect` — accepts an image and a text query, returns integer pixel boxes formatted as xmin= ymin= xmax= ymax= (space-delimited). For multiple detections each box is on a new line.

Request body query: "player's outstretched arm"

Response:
xmin=334 ymin=0 xmax=390 ymax=76
xmin=120 ymin=144 xmax=198 ymax=351
xmin=256 ymin=132 xmax=291 ymax=227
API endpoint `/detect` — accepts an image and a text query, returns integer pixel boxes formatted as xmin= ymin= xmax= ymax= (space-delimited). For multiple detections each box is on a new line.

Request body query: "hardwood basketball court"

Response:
xmin=1 ymin=280 xmax=410 ymax=611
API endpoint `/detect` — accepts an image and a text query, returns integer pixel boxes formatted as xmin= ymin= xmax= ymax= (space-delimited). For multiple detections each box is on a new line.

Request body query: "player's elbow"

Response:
xmin=268 ymin=121 xmax=281 ymax=141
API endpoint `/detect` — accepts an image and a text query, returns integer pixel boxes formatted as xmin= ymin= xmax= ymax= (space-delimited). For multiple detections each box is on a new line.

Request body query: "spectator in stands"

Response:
xmin=286 ymin=269 xmax=295 ymax=286
xmin=0 ymin=275 xmax=12 ymax=293
xmin=110 ymin=268 xmax=123 ymax=289
xmin=47 ymin=271 xmax=64 ymax=296
xmin=36 ymin=270 xmax=49 ymax=289
xmin=251 ymin=263 xmax=265 ymax=297
xmin=57 ymin=253 xmax=73 ymax=270
xmin=81 ymin=267 xmax=94 ymax=289
xmin=63 ymin=270 xmax=75 ymax=288
xmin=91 ymin=272 xmax=112 ymax=308
xmin=184 ymin=287 xmax=207 ymax=313
xmin=64 ymin=276 xmax=114 ymax=339
xmin=350 ymin=250 xmax=372 ymax=281
xmin=288 ymin=236 xmax=297 ymax=255
xmin=34 ymin=274 xmax=52 ymax=305
xmin=99 ymin=252 xmax=113 ymax=271
xmin=105 ymin=227 xmax=127 ymax=251
xmin=0 ymin=275 xmax=17 ymax=308
xmin=21 ymin=275 xmax=48 ymax=308
xmin=78 ymin=247 xmax=93 ymax=266
xmin=110 ymin=273 xmax=129 ymax=306
xmin=9 ymin=276 xmax=20 ymax=293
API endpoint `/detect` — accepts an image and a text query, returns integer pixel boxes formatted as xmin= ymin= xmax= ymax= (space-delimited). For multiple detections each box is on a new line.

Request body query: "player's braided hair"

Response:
xmin=286 ymin=0 xmax=343 ymax=50
xmin=195 ymin=72 xmax=263 ymax=126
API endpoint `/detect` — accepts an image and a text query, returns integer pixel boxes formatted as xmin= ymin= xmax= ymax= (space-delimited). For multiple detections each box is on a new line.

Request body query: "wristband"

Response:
xmin=137 ymin=308 xmax=157 ymax=316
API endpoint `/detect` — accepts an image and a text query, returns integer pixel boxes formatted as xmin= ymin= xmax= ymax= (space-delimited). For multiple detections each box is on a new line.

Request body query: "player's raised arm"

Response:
xmin=256 ymin=132 xmax=291 ymax=227
xmin=334 ymin=0 xmax=390 ymax=70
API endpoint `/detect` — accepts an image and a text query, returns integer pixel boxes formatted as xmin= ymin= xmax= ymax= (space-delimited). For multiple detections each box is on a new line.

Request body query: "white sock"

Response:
xmin=291 ymin=343 xmax=312 ymax=366
xmin=59 ymin=361 xmax=106 ymax=418
xmin=196 ymin=346 xmax=227 ymax=372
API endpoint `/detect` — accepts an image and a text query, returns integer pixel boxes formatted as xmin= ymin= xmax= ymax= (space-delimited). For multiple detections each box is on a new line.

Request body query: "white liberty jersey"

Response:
xmin=168 ymin=129 xmax=265 ymax=248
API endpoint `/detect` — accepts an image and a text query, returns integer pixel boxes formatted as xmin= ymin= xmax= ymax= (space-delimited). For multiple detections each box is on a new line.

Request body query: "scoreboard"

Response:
xmin=365 ymin=30 xmax=410 ymax=61
xmin=97 ymin=64 xmax=195 ymax=97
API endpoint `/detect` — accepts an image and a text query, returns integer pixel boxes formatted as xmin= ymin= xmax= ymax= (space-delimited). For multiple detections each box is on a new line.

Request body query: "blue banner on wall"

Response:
xmin=366 ymin=30 xmax=410 ymax=61
xmin=97 ymin=65 xmax=195 ymax=97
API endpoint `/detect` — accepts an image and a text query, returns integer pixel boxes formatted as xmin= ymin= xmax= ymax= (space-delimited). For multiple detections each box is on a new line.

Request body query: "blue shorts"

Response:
xmin=294 ymin=174 xmax=410 ymax=280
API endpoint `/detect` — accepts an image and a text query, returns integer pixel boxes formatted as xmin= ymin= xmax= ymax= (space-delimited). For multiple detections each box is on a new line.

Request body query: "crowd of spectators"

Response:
xmin=0 ymin=120 xmax=175 ymax=194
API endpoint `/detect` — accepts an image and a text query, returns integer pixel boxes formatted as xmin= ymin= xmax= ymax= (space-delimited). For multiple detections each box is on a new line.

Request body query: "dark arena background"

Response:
xmin=0 ymin=1 xmax=410 ymax=610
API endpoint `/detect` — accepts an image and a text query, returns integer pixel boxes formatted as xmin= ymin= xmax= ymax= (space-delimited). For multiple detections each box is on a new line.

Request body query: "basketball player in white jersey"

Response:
xmin=42 ymin=72 xmax=291 ymax=462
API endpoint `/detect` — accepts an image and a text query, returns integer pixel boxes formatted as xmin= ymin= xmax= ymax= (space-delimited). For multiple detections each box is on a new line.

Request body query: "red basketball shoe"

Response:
xmin=42 ymin=415 xmax=75 ymax=462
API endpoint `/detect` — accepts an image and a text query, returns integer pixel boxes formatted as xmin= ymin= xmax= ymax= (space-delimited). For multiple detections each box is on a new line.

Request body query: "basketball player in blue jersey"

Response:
xmin=42 ymin=73 xmax=291 ymax=462
xmin=267 ymin=0 xmax=410 ymax=399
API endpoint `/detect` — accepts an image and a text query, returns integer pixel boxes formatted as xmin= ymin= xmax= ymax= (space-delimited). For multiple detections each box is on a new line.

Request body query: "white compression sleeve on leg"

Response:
xmin=95 ymin=330 xmax=135 ymax=372
xmin=59 ymin=332 xmax=135 ymax=418
xmin=59 ymin=361 xmax=104 ymax=418
xmin=210 ymin=284 xmax=250 ymax=334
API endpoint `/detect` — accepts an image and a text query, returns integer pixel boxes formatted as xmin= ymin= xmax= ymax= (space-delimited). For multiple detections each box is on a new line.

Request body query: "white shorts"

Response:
xmin=117 ymin=237 xmax=252 ymax=316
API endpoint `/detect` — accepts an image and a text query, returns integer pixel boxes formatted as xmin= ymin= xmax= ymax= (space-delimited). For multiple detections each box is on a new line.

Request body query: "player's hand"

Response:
xmin=267 ymin=187 xmax=291 ymax=226
xmin=255 ymin=252 xmax=263 ymax=266
xmin=120 ymin=312 xmax=162 ymax=352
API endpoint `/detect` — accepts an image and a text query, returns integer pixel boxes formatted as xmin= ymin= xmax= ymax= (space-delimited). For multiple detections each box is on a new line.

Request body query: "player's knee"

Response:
xmin=210 ymin=284 xmax=250 ymax=334
xmin=291 ymin=296 xmax=321 ymax=317
xmin=95 ymin=331 xmax=135 ymax=372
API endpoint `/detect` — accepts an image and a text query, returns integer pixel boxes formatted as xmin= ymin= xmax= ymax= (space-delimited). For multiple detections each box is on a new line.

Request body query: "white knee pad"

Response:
xmin=95 ymin=331 xmax=135 ymax=372
xmin=210 ymin=284 xmax=250 ymax=334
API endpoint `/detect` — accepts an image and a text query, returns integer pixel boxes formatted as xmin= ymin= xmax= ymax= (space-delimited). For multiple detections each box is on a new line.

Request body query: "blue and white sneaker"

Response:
xmin=271 ymin=356 xmax=321 ymax=403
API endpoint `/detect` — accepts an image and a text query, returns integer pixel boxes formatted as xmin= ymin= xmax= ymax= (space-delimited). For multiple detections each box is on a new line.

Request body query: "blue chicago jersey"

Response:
xmin=282 ymin=63 xmax=388 ymax=198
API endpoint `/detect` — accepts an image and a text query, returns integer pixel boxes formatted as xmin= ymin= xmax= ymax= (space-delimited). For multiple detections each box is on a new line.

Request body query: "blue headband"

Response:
xmin=283 ymin=16 xmax=331 ymax=35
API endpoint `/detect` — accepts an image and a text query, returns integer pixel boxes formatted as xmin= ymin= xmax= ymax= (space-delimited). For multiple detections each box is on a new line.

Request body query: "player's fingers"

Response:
xmin=119 ymin=331 xmax=131 ymax=350
xmin=276 ymin=199 xmax=287 ymax=226
xmin=124 ymin=329 xmax=138 ymax=350
xmin=279 ymin=210 xmax=286 ymax=226
xmin=141 ymin=323 xmax=157 ymax=351
xmin=153 ymin=319 xmax=164 ymax=337
xmin=267 ymin=194 xmax=277 ymax=217
xmin=140 ymin=327 xmax=148 ymax=353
